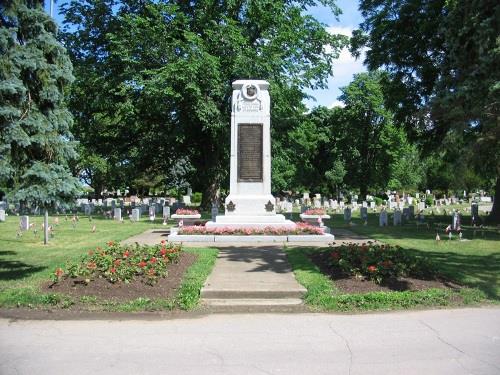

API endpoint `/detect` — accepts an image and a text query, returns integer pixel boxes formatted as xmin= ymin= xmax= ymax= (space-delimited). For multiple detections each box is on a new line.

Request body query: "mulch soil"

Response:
xmin=42 ymin=252 xmax=197 ymax=302
xmin=309 ymin=251 xmax=461 ymax=294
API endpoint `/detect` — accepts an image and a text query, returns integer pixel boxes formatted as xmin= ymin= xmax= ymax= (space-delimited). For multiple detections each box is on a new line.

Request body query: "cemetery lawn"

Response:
xmin=286 ymin=211 xmax=498 ymax=311
xmin=0 ymin=216 xmax=218 ymax=312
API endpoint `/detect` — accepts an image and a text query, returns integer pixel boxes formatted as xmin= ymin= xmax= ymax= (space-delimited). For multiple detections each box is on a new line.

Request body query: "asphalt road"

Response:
xmin=1 ymin=307 xmax=499 ymax=375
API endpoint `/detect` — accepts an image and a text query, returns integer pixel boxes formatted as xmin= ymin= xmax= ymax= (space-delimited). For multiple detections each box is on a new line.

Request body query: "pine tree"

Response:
xmin=0 ymin=1 xmax=80 ymax=243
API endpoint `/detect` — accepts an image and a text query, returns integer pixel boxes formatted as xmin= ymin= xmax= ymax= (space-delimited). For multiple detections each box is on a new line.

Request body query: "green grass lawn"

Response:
xmin=0 ymin=215 xmax=220 ymax=310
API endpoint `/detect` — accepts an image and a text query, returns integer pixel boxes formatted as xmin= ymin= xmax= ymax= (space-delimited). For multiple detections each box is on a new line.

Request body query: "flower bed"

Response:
xmin=327 ymin=242 xmax=434 ymax=284
xmin=304 ymin=208 xmax=326 ymax=215
xmin=175 ymin=208 xmax=199 ymax=215
xmin=178 ymin=222 xmax=324 ymax=235
xmin=51 ymin=240 xmax=182 ymax=286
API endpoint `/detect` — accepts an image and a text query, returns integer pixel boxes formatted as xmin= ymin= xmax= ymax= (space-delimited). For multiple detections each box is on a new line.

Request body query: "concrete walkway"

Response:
xmin=1 ymin=307 xmax=499 ymax=375
xmin=200 ymin=247 xmax=307 ymax=311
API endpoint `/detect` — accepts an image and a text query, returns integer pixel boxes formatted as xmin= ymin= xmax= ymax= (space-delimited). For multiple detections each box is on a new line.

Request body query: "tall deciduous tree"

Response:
xmin=0 ymin=0 xmax=80 ymax=243
xmin=352 ymin=0 xmax=500 ymax=222
xmin=60 ymin=0 xmax=348 ymax=206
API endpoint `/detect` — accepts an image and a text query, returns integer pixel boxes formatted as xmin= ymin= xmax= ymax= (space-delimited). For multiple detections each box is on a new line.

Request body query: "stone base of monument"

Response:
xmin=167 ymin=227 xmax=335 ymax=243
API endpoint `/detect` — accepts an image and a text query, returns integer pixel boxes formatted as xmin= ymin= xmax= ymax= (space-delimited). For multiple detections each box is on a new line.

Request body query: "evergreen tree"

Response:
xmin=0 ymin=0 xmax=80 ymax=243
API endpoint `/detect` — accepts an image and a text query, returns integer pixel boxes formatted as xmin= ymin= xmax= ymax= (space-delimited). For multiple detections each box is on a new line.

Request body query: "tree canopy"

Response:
xmin=0 ymin=0 xmax=80 ymax=209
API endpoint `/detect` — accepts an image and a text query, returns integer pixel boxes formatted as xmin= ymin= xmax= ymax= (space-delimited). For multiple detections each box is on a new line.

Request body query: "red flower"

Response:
xmin=160 ymin=248 xmax=167 ymax=257
xmin=114 ymin=259 xmax=121 ymax=266
xmin=87 ymin=262 xmax=97 ymax=270
xmin=54 ymin=268 xmax=64 ymax=278
xmin=367 ymin=265 xmax=377 ymax=273
xmin=123 ymin=250 xmax=130 ymax=258
xmin=138 ymin=261 xmax=147 ymax=268
xmin=107 ymin=241 xmax=114 ymax=246
xmin=110 ymin=268 xmax=116 ymax=273
xmin=150 ymin=257 xmax=157 ymax=264
xmin=161 ymin=240 xmax=166 ymax=245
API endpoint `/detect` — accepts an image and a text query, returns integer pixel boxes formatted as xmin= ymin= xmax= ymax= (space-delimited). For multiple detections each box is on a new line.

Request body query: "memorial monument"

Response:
xmin=205 ymin=80 xmax=295 ymax=229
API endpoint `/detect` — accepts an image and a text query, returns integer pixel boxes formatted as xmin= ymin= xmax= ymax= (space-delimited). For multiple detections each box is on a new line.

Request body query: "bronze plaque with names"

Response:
xmin=237 ymin=123 xmax=263 ymax=182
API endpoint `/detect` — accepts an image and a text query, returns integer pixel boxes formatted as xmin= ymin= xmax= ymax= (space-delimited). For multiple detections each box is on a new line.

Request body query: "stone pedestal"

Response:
xmin=205 ymin=80 xmax=295 ymax=230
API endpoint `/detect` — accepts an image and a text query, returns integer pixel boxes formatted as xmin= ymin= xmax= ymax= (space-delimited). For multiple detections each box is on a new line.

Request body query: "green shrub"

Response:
xmin=425 ymin=196 xmax=434 ymax=207
xmin=374 ymin=197 xmax=384 ymax=206
xmin=328 ymin=242 xmax=434 ymax=284
xmin=192 ymin=192 xmax=202 ymax=204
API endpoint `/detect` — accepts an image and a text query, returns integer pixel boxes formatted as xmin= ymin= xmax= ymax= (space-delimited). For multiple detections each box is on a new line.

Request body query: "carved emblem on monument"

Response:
xmin=236 ymin=83 xmax=262 ymax=112
xmin=226 ymin=201 xmax=236 ymax=212
xmin=265 ymin=200 xmax=274 ymax=212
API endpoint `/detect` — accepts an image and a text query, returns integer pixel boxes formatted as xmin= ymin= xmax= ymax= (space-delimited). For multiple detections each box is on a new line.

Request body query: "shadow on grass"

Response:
xmin=0 ymin=251 xmax=47 ymax=281
xmin=403 ymin=247 xmax=500 ymax=300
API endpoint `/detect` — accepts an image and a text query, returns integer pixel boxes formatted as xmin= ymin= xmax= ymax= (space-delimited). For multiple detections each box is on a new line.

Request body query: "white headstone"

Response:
xmin=149 ymin=206 xmax=156 ymax=221
xmin=0 ymin=209 xmax=5 ymax=222
xmin=163 ymin=206 xmax=171 ymax=219
xmin=339 ymin=201 xmax=345 ymax=208
xmin=114 ymin=208 xmax=122 ymax=221
xmin=418 ymin=202 xmax=425 ymax=211
xmin=370 ymin=201 xmax=376 ymax=209
xmin=314 ymin=199 xmax=321 ymax=208
xmin=182 ymin=195 xmax=191 ymax=205
xmin=362 ymin=201 xmax=368 ymax=208
xmin=20 ymin=215 xmax=29 ymax=230
xmin=131 ymin=209 xmax=140 ymax=222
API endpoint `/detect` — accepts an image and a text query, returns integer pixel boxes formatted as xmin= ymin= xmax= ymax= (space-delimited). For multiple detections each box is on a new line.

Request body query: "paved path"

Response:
xmin=200 ymin=247 xmax=307 ymax=311
xmin=1 ymin=307 xmax=499 ymax=375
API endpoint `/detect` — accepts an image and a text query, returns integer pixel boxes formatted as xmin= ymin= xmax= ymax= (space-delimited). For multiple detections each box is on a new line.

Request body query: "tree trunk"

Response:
xmin=488 ymin=176 xmax=500 ymax=224
xmin=201 ymin=180 xmax=220 ymax=211
xmin=43 ymin=208 xmax=49 ymax=245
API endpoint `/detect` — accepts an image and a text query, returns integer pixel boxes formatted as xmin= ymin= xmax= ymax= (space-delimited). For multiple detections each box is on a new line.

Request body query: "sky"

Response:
xmin=45 ymin=0 xmax=365 ymax=110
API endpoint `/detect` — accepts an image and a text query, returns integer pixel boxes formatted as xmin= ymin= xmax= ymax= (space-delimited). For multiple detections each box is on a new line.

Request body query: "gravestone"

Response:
xmin=471 ymin=203 xmax=479 ymax=225
xmin=84 ymin=204 xmax=91 ymax=216
xmin=339 ymin=201 xmax=345 ymax=209
xmin=182 ymin=195 xmax=191 ymax=205
xmin=131 ymin=209 xmax=140 ymax=222
xmin=114 ymin=208 xmax=122 ymax=221
xmin=360 ymin=207 xmax=368 ymax=221
xmin=409 ymin=205 xmax=415 ymax=219
xmin=331 ymin=200 xmax=338 ymax=210
xmin=362 ymin=201 xmax=368 ymax=208
xmin=149 ymin=206 xmax=156 ymax=221
xmin=163 ymin=206 xmax=171 ymax=219
xmin=452 ymin=210 xmax=461 ymax=230
xmin=314 ymin=199 xmax=321 ymax=208
xmin=20 ymin=215 xmax=29 ymax=230
xmin=418 ymin=201 xmax=425 ymax=211
xmin=393 ymin=209 xmax=402 ymax=226
xmin=344 ymin=207 xmax=351 ymax=222
xmin=211 ymin=205 xmax=219 ymax=222
xmin=370 ymin=201 xmax=375 ymax=209
xmin=0 ymin=209 xmax=5 ymax=222
xmin=206 ymin=80 xmax=295 ymax=230
xmin=402 ymin=207 xmax=410 ymax=221
xmin=379 ymin=210 xmax=388 ymax=227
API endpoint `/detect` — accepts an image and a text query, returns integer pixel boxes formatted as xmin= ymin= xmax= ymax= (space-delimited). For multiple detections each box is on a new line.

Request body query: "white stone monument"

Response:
xmin=131 ymin=208 xmax=140 ymax=222
xmin=20 ymin=215 xmax=29 ymax=230
xmin=206 ymin=80 xmax=295 ymax=229
xmin=114 ymin=208 xmax=122 ymax=221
